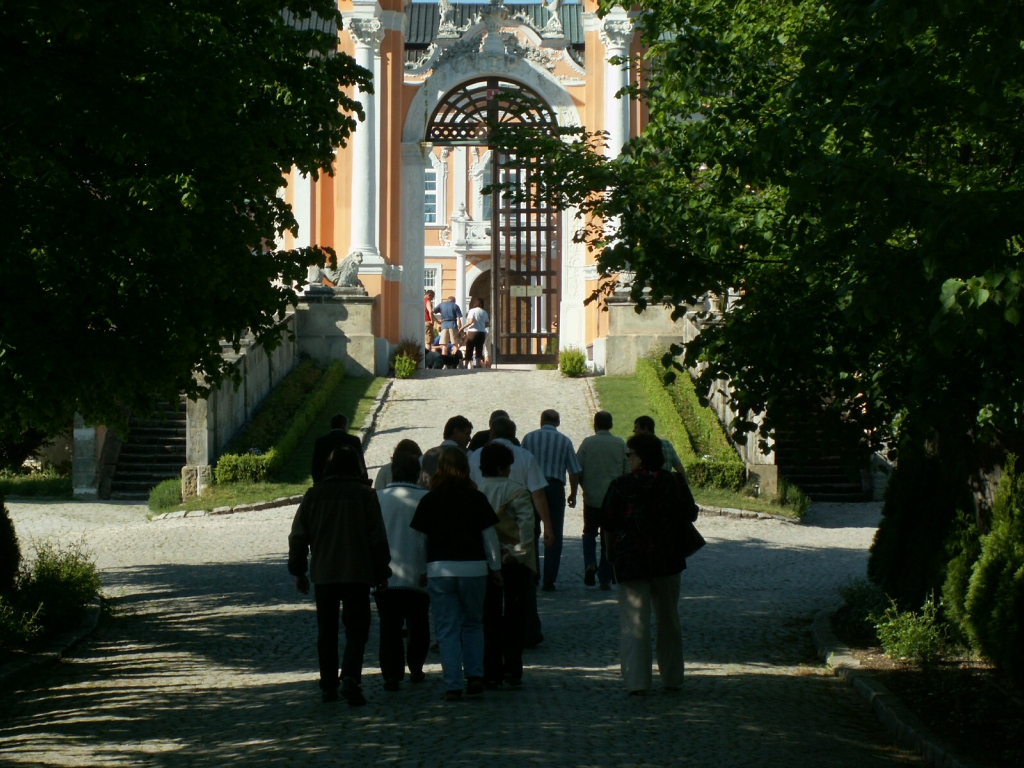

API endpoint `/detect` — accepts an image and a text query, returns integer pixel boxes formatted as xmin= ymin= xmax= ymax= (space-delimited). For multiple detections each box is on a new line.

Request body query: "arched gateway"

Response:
xmin=281 ymin=2 xmax=641 ymax=369
xmin=426 ymin=77 xmax=560 ymax=363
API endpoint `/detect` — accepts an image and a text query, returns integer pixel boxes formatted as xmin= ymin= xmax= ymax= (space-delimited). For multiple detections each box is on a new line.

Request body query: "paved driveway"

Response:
xmin=1 ymin=369 xmax=920 ymax=766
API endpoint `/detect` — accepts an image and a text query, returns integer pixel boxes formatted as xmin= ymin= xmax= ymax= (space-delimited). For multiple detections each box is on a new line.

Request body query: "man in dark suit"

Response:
xmin=312 ymin=414 xmax=368 ymax=484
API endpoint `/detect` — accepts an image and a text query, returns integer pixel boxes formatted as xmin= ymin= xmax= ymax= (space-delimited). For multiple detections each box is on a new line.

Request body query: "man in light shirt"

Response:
xmin=521 ymin=409 xmax=581 ymax=592
xmin=576 ymin=411 xmax=630 ymax=590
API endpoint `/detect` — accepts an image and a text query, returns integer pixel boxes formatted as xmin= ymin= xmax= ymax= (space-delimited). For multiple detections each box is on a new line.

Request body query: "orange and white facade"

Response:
xmin=281 ymin=1 xmax=644 ymax=366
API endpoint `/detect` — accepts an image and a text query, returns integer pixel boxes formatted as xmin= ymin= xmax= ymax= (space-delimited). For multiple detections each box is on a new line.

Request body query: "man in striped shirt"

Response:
xmin=521 ymin=410 xmax=581 ymax=592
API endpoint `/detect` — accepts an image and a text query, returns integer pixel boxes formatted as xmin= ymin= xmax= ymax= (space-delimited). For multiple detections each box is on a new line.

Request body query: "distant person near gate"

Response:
xmin=434 ymin=295 xmax=464 ymax=354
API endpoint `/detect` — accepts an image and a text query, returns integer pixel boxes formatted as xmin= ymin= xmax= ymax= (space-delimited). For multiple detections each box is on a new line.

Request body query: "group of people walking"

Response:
xmin=288 ymin=407 xmax=697 ymax=705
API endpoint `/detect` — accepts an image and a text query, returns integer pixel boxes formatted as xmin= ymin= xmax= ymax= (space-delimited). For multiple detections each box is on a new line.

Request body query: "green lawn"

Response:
xmin=167 ymin=376 xmax=386 ymax=512
xmin=592 ymin=375 xmax=800 ymax=519
xmin=0 ymin=469 xmax=72 ymax=500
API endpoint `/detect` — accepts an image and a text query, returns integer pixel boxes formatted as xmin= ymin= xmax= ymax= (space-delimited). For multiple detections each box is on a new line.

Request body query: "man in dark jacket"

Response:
xmin=311 ymin=413 xmax=367 ymax=483
xmin=289 ymin=448 xmax=392 ymax=705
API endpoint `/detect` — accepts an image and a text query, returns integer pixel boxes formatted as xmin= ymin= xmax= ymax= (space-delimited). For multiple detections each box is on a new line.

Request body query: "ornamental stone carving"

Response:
xmin=600 ymin=18 xmax=634 ymax=54
xmin=348 ymin=18 xmax=384 ymax=50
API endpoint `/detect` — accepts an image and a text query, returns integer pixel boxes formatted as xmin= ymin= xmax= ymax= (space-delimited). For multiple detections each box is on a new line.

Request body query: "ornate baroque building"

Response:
xmin=282 ymin=0 xmax=644 ymax=366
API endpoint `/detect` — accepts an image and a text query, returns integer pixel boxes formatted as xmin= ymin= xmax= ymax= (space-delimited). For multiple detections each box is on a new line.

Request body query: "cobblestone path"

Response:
xmin=1 ymin=369 xmax=921 ymax=766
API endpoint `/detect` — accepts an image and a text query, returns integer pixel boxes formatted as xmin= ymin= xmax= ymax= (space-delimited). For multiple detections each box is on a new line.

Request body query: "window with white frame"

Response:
xmin=424 ymin=168 xmax=438 ymax=224
xmin=424 ymin=264 xmax=441 ymax=293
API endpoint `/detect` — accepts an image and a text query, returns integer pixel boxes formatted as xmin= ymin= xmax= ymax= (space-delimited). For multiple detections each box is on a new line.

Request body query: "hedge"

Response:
xmin=635 ymin=357 xmax=745 ymax=490
xmin=214 ymin=360 xmax=346 ymax=484
xmin=964 ymin=454 xmax=1024 ymax=686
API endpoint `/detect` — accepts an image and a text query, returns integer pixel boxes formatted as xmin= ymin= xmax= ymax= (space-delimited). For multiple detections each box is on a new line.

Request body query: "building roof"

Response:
xmin=406 ymin=2 xmax=585 ymax=47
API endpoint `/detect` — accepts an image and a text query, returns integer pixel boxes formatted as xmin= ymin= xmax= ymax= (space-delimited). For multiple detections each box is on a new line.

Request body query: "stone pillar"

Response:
xmin=600 ymin=11 xmax=634 ymax=159
xmin=401 ymin=142 xmax=428 ymax=349
xmin=295 ymin=290 xmax=378 ymax=377
xmin=72 ymin=415 xmax=99 ymax=500
xmin=348 ymin=17 xmax=384 ymax=260
xmin=183 ymin=395 xmax=215 ymax=498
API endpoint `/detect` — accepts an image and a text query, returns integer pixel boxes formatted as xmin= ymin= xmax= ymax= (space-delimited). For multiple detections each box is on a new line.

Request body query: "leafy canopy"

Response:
xmin=494 ymin=0 xmax=1024 ymax=454
xmin=0 ymin=1 xmax=369 ymax=438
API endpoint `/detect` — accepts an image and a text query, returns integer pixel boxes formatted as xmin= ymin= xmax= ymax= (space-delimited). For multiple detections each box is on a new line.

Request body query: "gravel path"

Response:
xmin=0 ymin=369 xmax=921 ymax=767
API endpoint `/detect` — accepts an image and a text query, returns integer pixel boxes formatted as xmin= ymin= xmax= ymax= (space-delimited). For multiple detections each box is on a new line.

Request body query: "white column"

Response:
xmin=348 ymin=17 xmax=384 ymax=260
xmin=401 ymin=143 xmax=429 ymax=348
xmin=456 ymin=253 xmax=467 ymax=310
xmin=292 ymin=170 xmax=311 ymax=249
xmin=600 ymin=12 xmax=634 ymax=159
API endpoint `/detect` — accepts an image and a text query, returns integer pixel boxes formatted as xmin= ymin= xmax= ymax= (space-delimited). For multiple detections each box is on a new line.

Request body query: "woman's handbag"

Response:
xmin=671 ymin=471 xmax=706 ymax=559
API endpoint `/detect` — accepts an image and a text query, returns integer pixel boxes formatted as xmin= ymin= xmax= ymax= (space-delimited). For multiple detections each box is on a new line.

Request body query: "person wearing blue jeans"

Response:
xmin=522 ymin=410 xmax=581 ymax=591
xmin=411 ymin=447 xmax=502 ymax=700
xmin=428 ymin=575 xmax=488 ymax=692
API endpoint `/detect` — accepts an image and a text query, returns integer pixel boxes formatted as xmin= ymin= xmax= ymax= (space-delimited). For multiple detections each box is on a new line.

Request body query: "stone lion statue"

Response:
xmin=323 ymin=250 xmax=364 ymax=288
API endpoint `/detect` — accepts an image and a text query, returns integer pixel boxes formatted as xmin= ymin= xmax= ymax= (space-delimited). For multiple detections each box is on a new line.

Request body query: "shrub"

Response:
xmin=226 ymin=359 xmax=326 ymax=454
xmin=834 ymin=578 xmax=888 ymax=643
xmin=215 ymin=360 xmax=345 ymax=484
xmin=635 ymin=358 xmax=698 ymax=465
xmin=663 ymin=361 xmax=737 ymax=462
xmin=772 ymin=478 xmax=811 ymax=518
xmin=940 ymin=508 xmax=982 ymax=640
xmin=868 ymin=439 xmax=973 ymax=609
xmin=0 ymin=465 xmax=72 ymax=498
xmin=394 ymin=353 xmax=417 ymax=379
xmin=148 ymin=478 xmax=183 ymax=512
xmin=0 ymin=596 xmax=41 ymax=652
xmin=873 ymin=593 xmax=947 ymax=663
xmin=636 ymin=358 xmax=745 ymax=490
xmin=1 ymin=501 xmax=20 ymax=595
xmin=684 ymin=458 xmax=746 ymax=492
xmin=559 ymin=347 xmax=588 ymax=377
xmin=964 ymin=454 xmax=1024 ymax=686
xmin=390 ymin=338 xmax=423 ymax=366
xmin=18 ymin=541 xmax=101 ymax=636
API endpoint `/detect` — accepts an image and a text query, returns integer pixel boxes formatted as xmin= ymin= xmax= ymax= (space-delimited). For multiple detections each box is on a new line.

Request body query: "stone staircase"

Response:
xmin=108 ymin=398 xmax=187 ymax=501
xmin=774 ymin=422 xmax=869 ymax=503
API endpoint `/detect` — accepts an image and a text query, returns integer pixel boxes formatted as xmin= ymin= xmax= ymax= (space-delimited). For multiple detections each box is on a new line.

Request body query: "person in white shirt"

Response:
xmin=460 ymin=296 xmax=490 ymax=369
xmin=374 ymin=453 xmax=430 ymax=690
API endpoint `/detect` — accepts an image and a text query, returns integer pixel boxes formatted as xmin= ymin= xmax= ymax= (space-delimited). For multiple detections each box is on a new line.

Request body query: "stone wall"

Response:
xmin=182 ymin=315 xmax=298 ymax=497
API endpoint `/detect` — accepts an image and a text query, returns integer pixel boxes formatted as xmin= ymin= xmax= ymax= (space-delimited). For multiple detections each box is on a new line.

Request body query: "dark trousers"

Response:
xmin=314 ymin=582 xmax=371 ymax=691
xmin=543 ymin=479 xmax=567 ymax=586
xmin=483 ymin=560 xmax=532 ymax=682
xmin=373 ymin=588 xmax=430 ymax=682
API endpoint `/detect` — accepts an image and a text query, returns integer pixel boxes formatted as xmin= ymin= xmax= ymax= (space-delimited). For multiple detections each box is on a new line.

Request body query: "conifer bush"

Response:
xmin=0 ymin=500 xmax=20 ymax=595
xmin=964 ymin=455 xmax=1024 ymax=685
xmin=393 ymin=354 xmax=417 ymax=379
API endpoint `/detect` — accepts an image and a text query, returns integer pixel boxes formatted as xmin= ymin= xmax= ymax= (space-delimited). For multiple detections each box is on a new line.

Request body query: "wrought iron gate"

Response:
xmin=426 ymin=77 xmax=560 ymax=365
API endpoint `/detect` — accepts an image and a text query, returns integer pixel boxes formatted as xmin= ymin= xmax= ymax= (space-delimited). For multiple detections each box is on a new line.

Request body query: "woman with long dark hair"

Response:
xmin=410 ymin=447 xmax=502 ymax=700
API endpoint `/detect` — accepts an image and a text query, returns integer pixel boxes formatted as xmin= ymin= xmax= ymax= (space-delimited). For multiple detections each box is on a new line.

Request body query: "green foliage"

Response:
xmin=772 ymin=479 xmax=811 ymax=518
xmin=835 ymin=578 xmax=889 ymax=641
xmin=0 ymin=466 xmax=72 ymax=499
xmin=1 ymin=1 xmax=370 ymax=445
xmin=148 ymin=478 xmax=183 ymax=512
xmin=391 ymin=339 xmax=423 ymax=366
xmin=0 ymin=429 xmax=50 ymax=472
xmin=941 ymin=509 xmax=982 ymax=640
xmin=559 ymin=347 xmax=588 ymax=378
xmin=636 ymin=358 xmax=745 ymax=490
xmin=0 ymin=501 xmax=20 ymax=595
xmin=635 ymin=358 xmax=698 ymax=465
xmin=873 ymin=594 xmax=948 ymax=664
xmin=393 ymin=354 xmax=417 ymax=380
xmin=18 ymin=541 xmax=101 ymax=636
xmin=0 ymin=596 xmax=41 ymax=652
xmin=869 ymin=441 xmax=974 ymax=609
xmin=964 ymin=455 xmax=1024 ymax=685
xmin=663 ymin=362 xmax=737 ymax=463
xmin=496 ymin=0 xmax=1024 ymax=470
xmin=215 ymin=360 xmax=345 ymax=484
